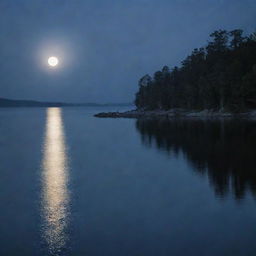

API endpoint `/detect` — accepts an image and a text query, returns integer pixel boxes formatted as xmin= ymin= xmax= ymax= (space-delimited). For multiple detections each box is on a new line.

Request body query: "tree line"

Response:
xmin=135 ymin=29 xmax=256 ymax=112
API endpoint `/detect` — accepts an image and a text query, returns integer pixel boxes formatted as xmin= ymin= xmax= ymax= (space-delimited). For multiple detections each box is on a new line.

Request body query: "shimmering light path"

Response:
xmin=41 ymin=108 xmax=70 ymax=255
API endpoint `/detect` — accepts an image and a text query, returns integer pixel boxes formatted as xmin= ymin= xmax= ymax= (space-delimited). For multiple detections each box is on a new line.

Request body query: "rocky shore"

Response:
xmin=94 ymin=109 xmax=256 ymax=119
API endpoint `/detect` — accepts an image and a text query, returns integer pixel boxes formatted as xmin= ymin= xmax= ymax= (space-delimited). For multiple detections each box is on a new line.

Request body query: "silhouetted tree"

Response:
xmin=229 ymin=29 xmax=245 ymax=49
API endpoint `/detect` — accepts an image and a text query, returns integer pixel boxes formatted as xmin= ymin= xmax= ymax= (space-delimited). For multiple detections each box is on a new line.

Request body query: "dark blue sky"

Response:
xmin=0 ymin=0 xmax=255 ymax=103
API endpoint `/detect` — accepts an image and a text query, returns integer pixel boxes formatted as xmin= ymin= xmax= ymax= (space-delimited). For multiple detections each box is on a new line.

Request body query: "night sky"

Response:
xmin=0 ymin=0 xmax=256 ymax=103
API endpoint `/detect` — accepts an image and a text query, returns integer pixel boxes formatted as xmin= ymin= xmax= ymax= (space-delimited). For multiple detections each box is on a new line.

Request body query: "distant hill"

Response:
xmin=0 ymin=97 xmax=132 ymax=107
xmin=0 ymin=98 xmax=70 ymax=107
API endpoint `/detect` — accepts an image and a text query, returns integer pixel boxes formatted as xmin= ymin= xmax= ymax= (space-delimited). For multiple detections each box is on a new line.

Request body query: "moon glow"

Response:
xmin=48 ymin=56 xmax=59 ymax=67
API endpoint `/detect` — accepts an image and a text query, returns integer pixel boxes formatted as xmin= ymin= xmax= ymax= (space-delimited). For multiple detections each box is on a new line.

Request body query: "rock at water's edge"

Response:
xmin=94 ymin=109 xmax=256 ymax=119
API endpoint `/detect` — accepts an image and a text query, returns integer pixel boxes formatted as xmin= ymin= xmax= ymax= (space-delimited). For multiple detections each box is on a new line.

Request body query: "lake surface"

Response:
xmin=1 ymin=107 xmax=256 ymax=256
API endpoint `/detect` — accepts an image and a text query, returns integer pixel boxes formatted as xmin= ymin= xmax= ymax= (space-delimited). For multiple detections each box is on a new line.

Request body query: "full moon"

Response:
xmin=48 ymin=56 xmax=59 ymax=67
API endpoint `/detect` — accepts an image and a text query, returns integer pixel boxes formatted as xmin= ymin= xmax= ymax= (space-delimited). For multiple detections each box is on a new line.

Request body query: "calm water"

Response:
xmin=1 ymin=107 xmax=256 ymax=256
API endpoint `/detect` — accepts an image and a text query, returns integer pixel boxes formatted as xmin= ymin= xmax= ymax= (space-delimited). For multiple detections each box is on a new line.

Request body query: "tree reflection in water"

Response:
xmin=136 ymin=118 xmax=256 ymax=199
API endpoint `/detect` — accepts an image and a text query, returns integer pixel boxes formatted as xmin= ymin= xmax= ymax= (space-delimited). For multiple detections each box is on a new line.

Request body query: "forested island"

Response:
xmin=96 ymin=29 xmax=256 ymax=118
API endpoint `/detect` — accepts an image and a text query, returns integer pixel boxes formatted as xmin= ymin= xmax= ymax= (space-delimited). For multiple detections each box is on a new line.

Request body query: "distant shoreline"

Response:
xmin=0 ymin=97 xmax=131 ymax=108
xmin=94 ymin=109 xmax=256 ymax=119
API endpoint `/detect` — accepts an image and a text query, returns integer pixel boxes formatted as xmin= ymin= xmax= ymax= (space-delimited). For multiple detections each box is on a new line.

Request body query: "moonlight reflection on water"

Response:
xmin=41 ymin=108 xmax=70 ymax=255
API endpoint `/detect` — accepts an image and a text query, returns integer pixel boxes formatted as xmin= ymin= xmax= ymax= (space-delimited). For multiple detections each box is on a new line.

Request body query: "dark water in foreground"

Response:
xmin=1 ymin=107 xmax=256 ymax=256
